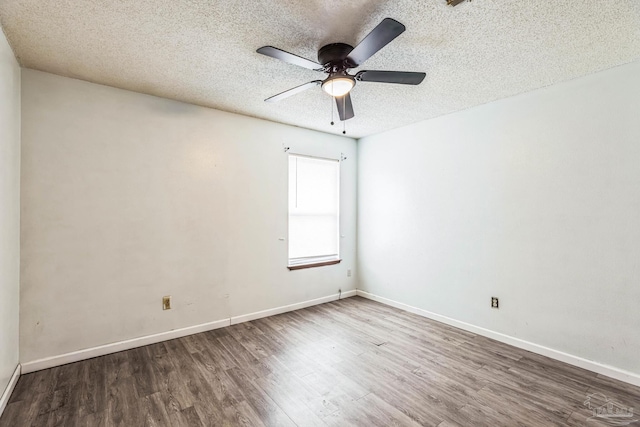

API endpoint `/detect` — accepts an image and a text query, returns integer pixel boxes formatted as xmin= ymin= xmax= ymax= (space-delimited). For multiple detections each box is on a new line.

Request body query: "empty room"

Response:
xmin=1 ymin=0 xmax=639 ymax=425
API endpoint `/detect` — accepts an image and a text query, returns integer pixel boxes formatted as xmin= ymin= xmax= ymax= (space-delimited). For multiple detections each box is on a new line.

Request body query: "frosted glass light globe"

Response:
xmin=322 ymin=77 xmax=354 ymax=97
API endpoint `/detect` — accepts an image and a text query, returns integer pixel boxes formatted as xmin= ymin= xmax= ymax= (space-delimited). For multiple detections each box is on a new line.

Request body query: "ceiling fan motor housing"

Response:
xmin=318 ymin=43 xmax=354 ymax=70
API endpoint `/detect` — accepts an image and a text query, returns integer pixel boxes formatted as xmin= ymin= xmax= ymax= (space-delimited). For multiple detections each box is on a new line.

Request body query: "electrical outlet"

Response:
xmin=163 ymin=296 xmax=172 ymax=310
xmin=347 ymin=269 xmax=352 ymax=277
xmin=491 ymin=297 xmax=499 ymax=309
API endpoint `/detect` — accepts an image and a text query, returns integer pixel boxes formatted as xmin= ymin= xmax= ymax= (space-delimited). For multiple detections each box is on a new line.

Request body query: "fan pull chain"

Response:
xmin=342 ymin=96 xmax=346 ymax=135
xmin=330 ymin=94 xmax=334 ymax=126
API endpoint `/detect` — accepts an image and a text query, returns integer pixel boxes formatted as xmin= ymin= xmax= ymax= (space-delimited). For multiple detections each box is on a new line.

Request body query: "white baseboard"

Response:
xmin=356 ymin=290 xmax=640 ymax=388
xmin=21 ymin=319 xmax=230 ymax=374
xmin=0 ymin=364 xmax=21 ymax=418
xmin=230 ymin=289 xmax=356 ymax=325
xmin=21 ymin=290 xmax=357 ymax=374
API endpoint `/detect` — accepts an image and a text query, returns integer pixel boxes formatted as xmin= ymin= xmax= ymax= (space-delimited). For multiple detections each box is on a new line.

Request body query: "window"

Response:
xmin=288 ymin=154 xmax=340 ymax=269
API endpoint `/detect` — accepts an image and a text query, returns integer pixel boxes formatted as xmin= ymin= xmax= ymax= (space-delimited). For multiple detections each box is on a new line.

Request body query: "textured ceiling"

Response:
xmin=2 ymin=0 xmax=640 ymax=138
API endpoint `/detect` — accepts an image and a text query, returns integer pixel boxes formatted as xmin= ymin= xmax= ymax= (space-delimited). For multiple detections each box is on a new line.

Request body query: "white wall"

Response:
xmin=20 ymin=70 xmax=357 ymax=363
xmin=0 ymin=30 xmax=21 ymax=396
xmin=358 ymin=61 xmax=640 ymax=375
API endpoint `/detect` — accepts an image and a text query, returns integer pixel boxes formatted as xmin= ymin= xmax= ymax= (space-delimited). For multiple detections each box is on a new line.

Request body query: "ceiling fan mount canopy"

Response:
xmin=257 ymin=18 xmax=426 ymax=122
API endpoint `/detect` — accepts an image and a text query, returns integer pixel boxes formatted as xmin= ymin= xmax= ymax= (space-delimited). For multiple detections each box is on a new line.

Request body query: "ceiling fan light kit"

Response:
xmin=257 ymin=18 xmax=425 ymax=123
xmin=322 ymin=74 xmax=355 ymax=97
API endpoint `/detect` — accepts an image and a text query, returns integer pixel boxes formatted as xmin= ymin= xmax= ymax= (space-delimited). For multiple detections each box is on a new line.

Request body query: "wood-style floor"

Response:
xmin=2 ymin=297 xmax=639 ymax=426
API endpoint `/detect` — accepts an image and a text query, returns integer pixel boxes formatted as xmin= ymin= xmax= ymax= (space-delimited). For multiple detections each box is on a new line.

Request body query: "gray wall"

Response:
xmin=0 ymin=29 xmax=20 ymax=397
xmin=357 ymin=61 xmax=640 ymax=375
xmin=20 ymin=70 xmax=357 ymax=363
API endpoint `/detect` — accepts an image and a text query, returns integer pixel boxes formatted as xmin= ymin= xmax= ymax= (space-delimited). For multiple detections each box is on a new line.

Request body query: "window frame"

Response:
xmin=287 ymin=153 xmax=341 ymax=270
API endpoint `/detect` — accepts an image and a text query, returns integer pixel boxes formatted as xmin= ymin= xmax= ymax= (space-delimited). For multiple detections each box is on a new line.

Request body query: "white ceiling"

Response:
xmin=2 ymin=0 xmax=640 ymax=138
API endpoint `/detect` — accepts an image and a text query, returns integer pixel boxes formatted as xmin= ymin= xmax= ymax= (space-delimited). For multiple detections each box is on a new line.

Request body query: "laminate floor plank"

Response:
xmin=227 ymin=323 xmax=276 ymax=360
xmin=254 ymin=376 xmax=329 ymax=427
xmin=225 ymin=400 xmax=268 ymax=427
xmin=216 ymin=334 xmax=260 ymax=370
xmin=192 ymin=400 xmax=229 ymax=427
xmin=106 ymin=376 xmax=142 ymax=426
xmin=3 ymin=296 xmax=640 ymax=426
xmin=474 ymin=384 xmax=569 ymax=425
xmin=322 ymin=392 xmax=423 ymax=427
xmin=168 ymin=405 xmax=204 ymax=427
xmin=224 ymin=367 xmax=297 ymax=427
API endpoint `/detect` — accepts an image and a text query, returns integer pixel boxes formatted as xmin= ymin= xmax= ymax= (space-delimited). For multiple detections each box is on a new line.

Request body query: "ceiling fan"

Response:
xmin=257 ymin=18 xmax=426 ymax=122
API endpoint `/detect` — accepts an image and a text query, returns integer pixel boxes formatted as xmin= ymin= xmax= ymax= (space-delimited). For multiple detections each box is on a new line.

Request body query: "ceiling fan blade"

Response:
xmin=336 ymin=93 xmax=355 ymax=121
xmin=265 ymin=81 xmax=322 ymax=103
xmin=257 ymin=46 xmax=323 ymax=71
xmin=346 ymin=18 xmax=405 ymax=67
xmin=355 ymin=70 xmax=426 ymax=85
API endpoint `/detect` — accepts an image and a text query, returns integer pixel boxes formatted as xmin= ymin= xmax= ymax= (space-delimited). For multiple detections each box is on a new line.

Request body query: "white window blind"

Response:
xmin=288 ymin=155 xmax=340 ymax=266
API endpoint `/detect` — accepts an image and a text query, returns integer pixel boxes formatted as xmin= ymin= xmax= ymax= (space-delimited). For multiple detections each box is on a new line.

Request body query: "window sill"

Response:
xmin=287 ymin=259 xmax=341 ymax=270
